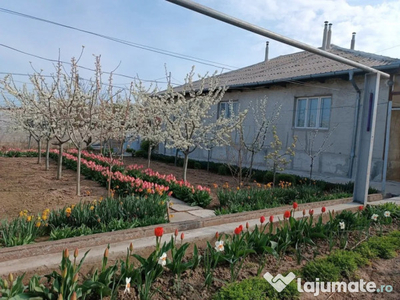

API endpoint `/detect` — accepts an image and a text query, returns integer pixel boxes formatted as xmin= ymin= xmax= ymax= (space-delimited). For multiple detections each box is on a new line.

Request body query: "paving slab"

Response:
xmin=188 ymin=209 xmax=216 ymax=218
xmin=170 ymin=203 xmax=203 ymax=212
xmin=168 ymin=197 xmax=186 ymax=205
xmin=169 ymin=211 xmax=199 ymax=223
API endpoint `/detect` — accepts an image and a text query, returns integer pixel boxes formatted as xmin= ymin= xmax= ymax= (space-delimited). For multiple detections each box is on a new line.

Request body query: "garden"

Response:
xmin=0 ymin=199 xmax=399 ymax=299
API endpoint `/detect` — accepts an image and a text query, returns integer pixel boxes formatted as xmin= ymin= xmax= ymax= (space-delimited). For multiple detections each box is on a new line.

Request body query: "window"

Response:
xmin=295 ymin=96 xmax=331 ymax=129
xmin=218 ymin=101 xmax=239 ymax=118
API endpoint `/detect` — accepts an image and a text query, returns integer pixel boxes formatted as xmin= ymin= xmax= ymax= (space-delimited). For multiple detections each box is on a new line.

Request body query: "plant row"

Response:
xmin=0 ymin=194 xmax=168 ymax=248
xmin=65 ymin=149 xmax=212 ymax=207
xmin=1 ymin=203 xmax=399 ymax=299
xmin=215 ymin=181 xmax=353 ymax=215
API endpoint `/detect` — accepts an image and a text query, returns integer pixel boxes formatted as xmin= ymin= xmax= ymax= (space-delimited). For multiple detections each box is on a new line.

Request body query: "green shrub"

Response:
xmin=263 ymin=171 xmax=274 ymax=184
xmin=276 ymin=174 xmax=296 ymax=184
xmin=217 ymin=165 xmax=229 ymax=175
xmin=355 ymin=234 xmax=400 ymax=259
xmin=135 ymin=149 xmax=147 ymax=158
xmin=302 ymin=258 xmax=341 ymax=282
xmin=194 ymin=162 xmax=202 ymax=169
xmin=213 ymin=276 xmax=299 ymax=300
xmin=327 ymin=250 xmax=369 ymax=279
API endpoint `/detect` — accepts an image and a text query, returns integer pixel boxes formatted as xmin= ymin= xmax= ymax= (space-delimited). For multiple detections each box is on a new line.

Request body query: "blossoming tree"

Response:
xmin=156 ymin=68 xmax=246 ymax=182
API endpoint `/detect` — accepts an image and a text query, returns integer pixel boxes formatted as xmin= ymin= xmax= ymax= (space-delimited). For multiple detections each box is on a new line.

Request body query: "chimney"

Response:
xmin=350 ymin=32 xmax=356 ymax=50
xmin=265 ymin=41 xmax=269 ymax=61
xmin=322 ymin=21 xmax=328 ymax=50
xmin=326 ymin=23 xmax=332 ymax=49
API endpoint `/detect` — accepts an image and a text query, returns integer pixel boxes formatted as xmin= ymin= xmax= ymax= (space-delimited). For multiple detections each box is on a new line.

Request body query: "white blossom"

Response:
xmin=124 ymin=277 xmax=131 ymax=294
xmin=215 ymin=240 xmax=224 ymax=252
xmin=339 ymin=222 xmax=345 ymax=230
xmin=158 ymin=252 xmax=167 ymax=266
xmin=384 ymin=211 xmax=391 ymax=217
xmin=371 ymin=214 xmax=379 ymax=221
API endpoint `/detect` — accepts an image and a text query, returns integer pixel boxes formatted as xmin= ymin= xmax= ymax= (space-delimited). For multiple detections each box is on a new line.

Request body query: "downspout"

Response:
xmin=348 ymin=71 xmax=361 ymax=178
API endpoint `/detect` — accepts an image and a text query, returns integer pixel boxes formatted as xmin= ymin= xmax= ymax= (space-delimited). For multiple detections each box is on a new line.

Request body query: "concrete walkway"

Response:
xmin=1 ymin=196 xmax=399 ymax=277
xmin=168 ymin=197 xmax=215 ymax=223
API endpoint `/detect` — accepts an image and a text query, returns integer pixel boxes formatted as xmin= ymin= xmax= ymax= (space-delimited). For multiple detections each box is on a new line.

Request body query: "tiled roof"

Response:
xmin=178 ymin=45 xmax=400 ymax=91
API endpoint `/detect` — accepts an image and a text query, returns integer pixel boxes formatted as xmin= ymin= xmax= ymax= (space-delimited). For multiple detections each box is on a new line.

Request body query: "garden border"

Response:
xmin=0 ymin=194 xmax=382 ymax=264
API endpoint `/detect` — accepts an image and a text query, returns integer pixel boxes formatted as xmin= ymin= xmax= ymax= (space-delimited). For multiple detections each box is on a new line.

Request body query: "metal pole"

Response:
xmin=166 ymin=0 xmax=390 ymax=78
xmin=381 ymin=101 xmax=392 ymax=196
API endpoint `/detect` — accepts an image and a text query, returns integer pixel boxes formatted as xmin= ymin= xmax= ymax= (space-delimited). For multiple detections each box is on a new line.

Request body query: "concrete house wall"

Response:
xmin=161 ymin=74 xmax=390 ymax=182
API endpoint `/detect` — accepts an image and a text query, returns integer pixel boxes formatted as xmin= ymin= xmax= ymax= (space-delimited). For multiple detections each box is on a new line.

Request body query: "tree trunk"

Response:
xmin=76 ymin=147 xmax=82 ymax=196
xmin=309 ymin=157 xmax=314 ymax=181
xmin=174 ymin=149 xmax=179 ymax=166
xmin=183 ymin=152 xmax=189 ymax=182
xmin=273 ymin=164 xmax=277 ymax=188
xmin=57 ymin=144 xmax=63 ymax=180
xmin=207 ymin=149 xmax=211 ymax=172
xmin=248 ymin=151 xmax=255 ymax=181
xmin=45 ymin=139 xmax=50 ymax=171
xmin=37 ymin=139 xmax=42 ymax=164
xmin=28 ymin=133 xmax=32 ymax=149
xmin=108 ymin=164 xmax=112 ymax=198
xmin=147 ymin=143 xmax=152 ymax=169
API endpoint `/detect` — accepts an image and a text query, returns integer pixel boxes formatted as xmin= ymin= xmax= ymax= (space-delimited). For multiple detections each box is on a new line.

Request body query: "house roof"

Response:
xmin=182 ymin=45 xmax=400 ymax=91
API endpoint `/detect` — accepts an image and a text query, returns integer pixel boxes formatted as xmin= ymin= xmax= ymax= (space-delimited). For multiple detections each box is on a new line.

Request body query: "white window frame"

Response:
xmin=218 ymin=100 xmax=239 ymax=119
xmin=295 ymin=96 xmax=331 ymax=129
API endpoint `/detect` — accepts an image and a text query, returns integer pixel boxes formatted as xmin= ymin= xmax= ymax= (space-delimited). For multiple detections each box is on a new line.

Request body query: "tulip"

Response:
xmin=71 ymin=292 xmax=77 ymax=300
xmin=174 ymin=229 xmax=178 ymax=237
xmin=269 ymin=215 xmax=274 ymax=223
xmin=358 ymin=205 xmax=364 ymax=211
xmin=302 ymin=209 xmax=306 ymax=216
xmin=246 ymin=222 xmax=249 ymax=230
xmin=234 ymin=226 xmax=242 ymax=235
xmin=154 ymin=227 xmax=164 ymax=237
xmin=215 ymin=232 xmax=219 ymax=239
xmin=129 ymin=242 xmax=134 ymax=253
xmin=293 ymin=202 xmax=298 ymax=210
xmin=74 ymin=248 xmax=79 ymax=258
xmin=321 ymin=207 xmax=326 ymax=213
xmin=181 ymin=232 xmax=184 ymax=240
xmin=283 ymin=210 xmax=291 ymax=219
xmin=73 ymin=273 xmax=79 ymax=283
xmin=104 ymin=248 xmax=109 ymax=258
xmin=309 ymin=209 xmax=314 ymax=216
xmin=260 ymin=216 xmax=266 ymax=224
xmin=8 ymin=273 xmax=13 ymax=283
xmin=63 ymin=249 xmax=69 ymax=258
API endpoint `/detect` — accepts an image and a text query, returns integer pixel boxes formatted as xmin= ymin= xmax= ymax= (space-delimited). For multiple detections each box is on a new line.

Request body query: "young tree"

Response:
xmin=133 ymin=81 xmax=165 ymax=168
xmin=157 ymin=68 xmax=247 ymax=182
xmin=240 ymin=97 xmax=281 ymax=179
xmin=301 ymin=126 xmax=337 ymax=180
xmin=265 ymin=126 xmax=297 ymax=186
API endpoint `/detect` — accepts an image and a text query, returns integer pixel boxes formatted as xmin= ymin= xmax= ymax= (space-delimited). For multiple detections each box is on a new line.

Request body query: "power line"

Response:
xmin=0 ymin=43 xmax=179 ymax=86
xmin=0 ymin=7 xmax=238 ymax=71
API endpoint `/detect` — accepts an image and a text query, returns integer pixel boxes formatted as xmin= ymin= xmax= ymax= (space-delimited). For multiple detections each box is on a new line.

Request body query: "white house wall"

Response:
xmin=161 ymin=75 xmax=390 ymax=182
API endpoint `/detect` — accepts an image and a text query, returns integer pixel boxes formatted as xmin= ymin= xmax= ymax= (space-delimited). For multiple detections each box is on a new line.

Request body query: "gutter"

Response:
xmin=348 ymin=71 xmax=361 ymax=178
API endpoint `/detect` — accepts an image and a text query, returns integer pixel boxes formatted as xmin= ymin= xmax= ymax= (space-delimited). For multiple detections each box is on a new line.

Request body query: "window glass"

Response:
xmin=296 ymin=99 xmax=307 ymax=127
xmin=319 ymin=97 xmax=331 ymax=128
xmin=307 ymin=98 xmax=318 ymax=127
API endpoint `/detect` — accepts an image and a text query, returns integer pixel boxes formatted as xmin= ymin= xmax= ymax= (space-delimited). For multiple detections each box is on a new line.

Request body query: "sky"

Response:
xmin=0 ymin=0 xmax=399 ymax=104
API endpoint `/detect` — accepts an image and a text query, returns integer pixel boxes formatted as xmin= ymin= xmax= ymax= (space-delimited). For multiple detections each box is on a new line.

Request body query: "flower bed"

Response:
xmin=1 ymin=203 xmax=399 ymax=299
xmin=64 ymin=149 xmax=212 ymax=207
xmin=215 ymin=181 xmax=355 ymax=215
xmin=0 ymin=194 xmax=168 ymax=248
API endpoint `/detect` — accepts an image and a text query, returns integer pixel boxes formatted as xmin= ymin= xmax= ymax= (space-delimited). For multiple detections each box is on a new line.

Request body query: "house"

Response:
xmin=160 ymin=23 xmax=400 ymax=184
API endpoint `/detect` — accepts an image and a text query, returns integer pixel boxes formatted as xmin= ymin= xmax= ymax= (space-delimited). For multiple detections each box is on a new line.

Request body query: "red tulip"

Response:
xmin=154 ymin=227 xmax=164 ymax=237
xmin=321 ymin=207 xmax=326 ymax=213
xmin=180 ymin=233 xmax=184 ymax=240
xmin=215 ymin=232 xmax=219 ymax=239
xmin=234 ymin=226 xmax=242 ymax=235
xmin=302 ymin=209 xmax=306 ymax=216
xmin=284 ymin=210 xmax=291 ymax=219
xmin=174 ymin=229 xmax=178 ymax=237
xmin=239 ymin=224 xmax=243 ymax=230
xmin=260 ymin=216 xmax=266 ymax=224
xmin=293 ymin=202 xmax=298 ymax=210
xmin=246 ymin=222 xmax=249 ymax=229
xmin=269 ymin=215 xmax=274 ymax=223
xmin=358 ymin=205 xmax=364 ymax=211
xmin=309 ymin=209 xmax=314 ymax=216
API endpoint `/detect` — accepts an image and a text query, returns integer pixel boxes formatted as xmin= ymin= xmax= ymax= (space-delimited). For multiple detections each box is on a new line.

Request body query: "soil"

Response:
xmin=0 ymin=157 xmax=108 ymax=220
xmin=0 ymin=155 xmax=239 ymax=220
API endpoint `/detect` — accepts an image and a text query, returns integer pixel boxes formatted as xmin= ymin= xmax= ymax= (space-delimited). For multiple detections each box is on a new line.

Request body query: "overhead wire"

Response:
xmin=0 ymin=7 xmax=238 ymax=71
